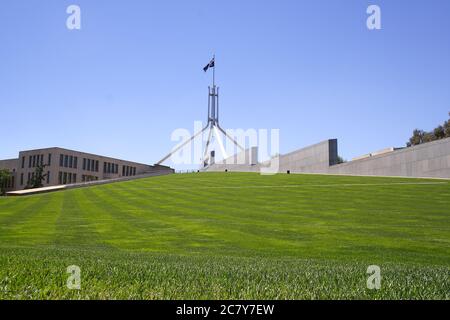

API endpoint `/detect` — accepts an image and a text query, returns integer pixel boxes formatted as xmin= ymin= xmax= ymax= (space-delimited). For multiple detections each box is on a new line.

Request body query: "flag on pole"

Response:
xmin=203 ymin=58 xmax=215 ymax=72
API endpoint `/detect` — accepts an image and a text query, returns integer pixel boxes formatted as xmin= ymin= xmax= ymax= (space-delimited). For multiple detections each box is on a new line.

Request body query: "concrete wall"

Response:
xmin=328 ymin=137 xmax=450 ymax=179
xmin=206 ymin=140 xmax=339 ymax=174
xmin=278 ymin=139 xmax=338 ymax=173
xmin=204 ymin=137 xmax=450 ymax=179
xmin=206 ymin=147 xmax=261 ymax=172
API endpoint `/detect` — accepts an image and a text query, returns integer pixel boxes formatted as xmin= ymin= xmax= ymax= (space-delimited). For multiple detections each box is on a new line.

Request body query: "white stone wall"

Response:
xmin=328 ymin=137 xmax=450 ymax=179
xmin=204 ymin=137 xmax=450 ymax=179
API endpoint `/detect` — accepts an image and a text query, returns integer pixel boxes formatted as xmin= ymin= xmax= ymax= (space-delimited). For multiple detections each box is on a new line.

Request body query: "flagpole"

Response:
xmin=213 ymin=54 xmax=215 ymax=88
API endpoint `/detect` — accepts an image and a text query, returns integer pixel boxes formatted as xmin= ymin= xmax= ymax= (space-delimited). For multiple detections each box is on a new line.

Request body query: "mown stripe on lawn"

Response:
xmin=84 ymin=185 xmax=227 ymax=253
xmin=96 ymin=182 xmax=321 ymax=256
xmin=0 ymin=196 xmax=41 ymax=219
xmin=0 ymin=194 xmax=58 ymax=245
xmin=73 ymin=187 xmax=174 ymax=251
xmin=52 ymin=189 xmax=112 ymax=250
xmin=101 ymin=175 xmax=450 ymax=262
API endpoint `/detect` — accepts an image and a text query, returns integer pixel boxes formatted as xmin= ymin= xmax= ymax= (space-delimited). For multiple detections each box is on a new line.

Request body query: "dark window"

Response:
xmin=64 ymin=155 xmax=69 ymax=168
xmin=63 ymin=172 xmax=67 ymax=184
xmin=115 ymin=164 xmax=119 ymax=174
xmin=69 ymin=156 xmax=73 ymax=168
xmin=20 ymin=173 xmax=24 ymax=186
xmin=107 ymin=163 xmax=111 ymax=174
xmin=74 ymin=157 xmax=78 ymax=169
xmin=103 ymin=163 xmax=107 ymax=173
xmin=27 ymin=172 xmax=31 ymax=184
xmin=95 ymin=161 xmax=99 ymax=172
xmin=48 ymin=154 xmax=52 ymax=166
xmin=87 ymin=159 xmax=91 ymax=171
xmin=58 ymin=172 xmax=62 ymax=184
xmin=133 ymin=167 xmax=136 ymax=176
xmin=40 ymin=154 xmax=44 ymax=166
xmin=32 ymin=155 xmax=36 ymax=167
xmin=83 ymin=158 xmax=86 ymax=170
xmin=21 ymin=156 xmax=25 ymax=169
xmin=60 ymin=154 xmax=64 ymax=167
xmin=68 ymin=173 xmax=72 ymax=184
xmin=47 ymin=171 xmax=50 ymax=184
xmin=29 ymin=156 xmax=32 ymax=168
xmin=122 ymin=166 xmax=125 ymax=176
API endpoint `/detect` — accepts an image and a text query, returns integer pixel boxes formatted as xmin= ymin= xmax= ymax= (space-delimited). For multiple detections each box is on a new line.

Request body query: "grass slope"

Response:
xmin=0 ymin=172 xmax=449 ymax=299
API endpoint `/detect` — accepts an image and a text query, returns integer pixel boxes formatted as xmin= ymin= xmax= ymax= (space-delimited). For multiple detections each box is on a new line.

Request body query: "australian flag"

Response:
xmin=203 ymin=58 xmax=215 ymax=72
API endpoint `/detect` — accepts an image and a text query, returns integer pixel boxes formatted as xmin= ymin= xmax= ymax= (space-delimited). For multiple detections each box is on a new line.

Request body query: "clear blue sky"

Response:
xmin=1 ymin=0 xmax=449 ymax=169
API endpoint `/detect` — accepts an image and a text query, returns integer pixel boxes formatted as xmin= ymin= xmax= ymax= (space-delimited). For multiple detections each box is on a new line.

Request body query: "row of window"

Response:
xmin=60 ymin=154 xmax=78 ymax=169
xmin=57 ymin=172 xmax=100 ymax=184
xmin=59 ymin=154 xmax=104 ymax=174
xmin=60 ymin=154 xmax=136 ymax=176
xmin=21 ymin=171 xmax=50 ymax=186
xmin=104 ymin=162 xmax=119 ymax=174
xmin=1 ymin=176 xmax=15 ymax=189
xmin=82 ymin=175 xmax=99 ymax=182
xmin=83 ymin=158 xmax=99 ymax=172
xmin=123 ymin=165 xmax=137 ymax=176
xmin=21 ymin=154 xmax=139 ymax=177
xmin=58 ymin=171 xmax=77 ymax=185
xmin=23 ymin=154 xmax=51 ymax=169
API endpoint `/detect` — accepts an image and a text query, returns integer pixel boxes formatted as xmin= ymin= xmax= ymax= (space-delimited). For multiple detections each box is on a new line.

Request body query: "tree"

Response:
xmin=407 ymin=113 xmax=450 ymax=147
xmin=444 ymin=113 xmax=450 ymax=138
xmin=408 ymin=129 xmax=425 ymax=146
xmin=433 ymin=125 xmax=445 ymax=140
xmin=28 ymin=164 xmax=48 ymax=189
xmin=0 ymin=169 xmax=12 ymax=196
xmin=337 ymin=156 xmax=346 ymax=164
xmin=422 ymin=132 xmax=435 ymax=143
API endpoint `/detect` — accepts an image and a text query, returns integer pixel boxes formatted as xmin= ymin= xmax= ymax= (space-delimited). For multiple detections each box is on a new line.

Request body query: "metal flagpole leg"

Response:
xmin=203 ymin=126 xmax=213 ymax=161
xmin=213 ymin=125 xmax=228 ymax=159
xmin=157 ymin=125 xmax=209 ymax=165
xmin=216 ymin=125 xmax=245 ymax=151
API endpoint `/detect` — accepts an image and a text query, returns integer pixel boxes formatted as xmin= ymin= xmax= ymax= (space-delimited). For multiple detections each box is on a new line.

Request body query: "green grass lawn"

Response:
xmin=0 ymin=172 xmax=449 ymax=299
